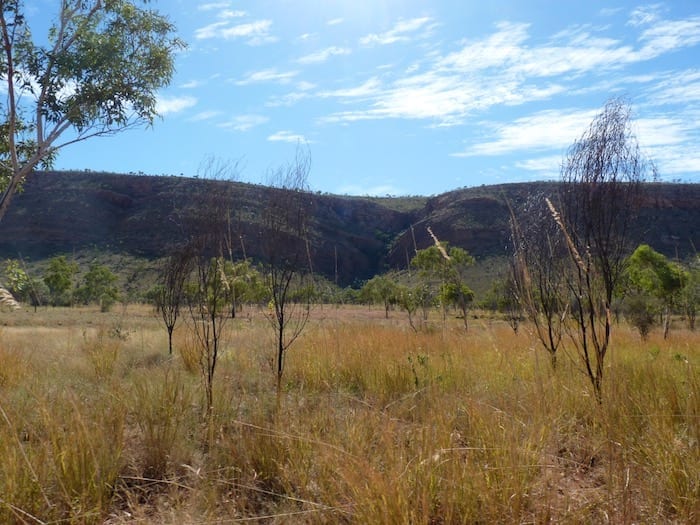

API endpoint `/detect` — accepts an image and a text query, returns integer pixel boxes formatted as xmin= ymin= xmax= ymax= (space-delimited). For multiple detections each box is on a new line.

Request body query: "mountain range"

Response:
xmin=1 ymin=171 xmax=697 ymax=286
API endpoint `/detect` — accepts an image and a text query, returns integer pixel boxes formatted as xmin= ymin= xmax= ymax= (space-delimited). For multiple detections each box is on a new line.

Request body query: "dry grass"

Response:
xmin=0 ymin=305 xmax=697 ymax=523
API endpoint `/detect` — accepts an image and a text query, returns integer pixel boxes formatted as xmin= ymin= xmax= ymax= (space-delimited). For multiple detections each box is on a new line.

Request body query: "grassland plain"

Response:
xmin=0 ymin=304 xmax=697 ymax=524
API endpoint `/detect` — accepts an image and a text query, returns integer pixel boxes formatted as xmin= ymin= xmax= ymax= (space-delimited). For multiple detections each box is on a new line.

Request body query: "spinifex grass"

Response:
xmin=0 ymin=306 xmax=697 ymax=523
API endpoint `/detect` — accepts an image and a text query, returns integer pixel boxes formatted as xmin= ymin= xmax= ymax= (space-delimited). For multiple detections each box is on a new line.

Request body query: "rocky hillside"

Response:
xmin=0 ymin=171 xmax=697 ymax=285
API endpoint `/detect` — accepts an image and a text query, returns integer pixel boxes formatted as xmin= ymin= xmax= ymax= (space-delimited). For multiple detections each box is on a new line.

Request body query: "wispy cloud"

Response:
xmin=156 ymin=95 xmax=197 ymax=115
xmin=628 ymin=4 xmax=664 ymax=27
xmin=197 ymin=2 xmax=231 ymax=12
xmin=267 ymin=130 xmax=312 ymax=143
xmin=327 ymin=18 xmax=344 ymax=26
xmin=647 ymin=69 xmax=700 ymax=104
xmin=297 ymin=46 xmax=351 ymax=65
xmin=267 ymin=81 xmax=317 ymax=107
xmin=236 ymin=68 xmax=299 ymax=85
xmin=637 ymin=17 xmax=700 ymax=58
xmin=318 ymin=11 xmax=700 ymax=128
xmin=218 ymin=114 xmax=269 ymax=132
xmin=188 ymin=110 xmax=222 ymax=122
xmin=462 ymin=106 xmax=700 ymax=180
xmin=515 ymin=155 xmax=563 ymax=177
xmin=180 ymin=80 xmax=203 ymax=89
xmin=452 ymin=109 xmax=598 ymax=157
xmin=195 ymin=19 xmax=275 ymax=45
xmin=360 ymin=17 xmax=434 ymax=46
xmin=320 ymin=77 xmax=382 ymax=99
xmin=219 ymin=9 xmax=246 ymax=19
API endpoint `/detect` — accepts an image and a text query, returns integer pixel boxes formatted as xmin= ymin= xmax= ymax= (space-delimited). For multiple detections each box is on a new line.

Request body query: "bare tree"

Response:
xmin=554 ymin=98 xmax=653 ymax=402
xmin=153 ymin=247 xmax=195 ymax=355
xmin=509 ymin=194 xmax=567 ymax=368
xmin=176 ymin=164 xmax=240 ymax=419
xmin=261 ymin=148 xmax=315 ymax=395
xmin=186 ymin=253 xmax=230 ymax=419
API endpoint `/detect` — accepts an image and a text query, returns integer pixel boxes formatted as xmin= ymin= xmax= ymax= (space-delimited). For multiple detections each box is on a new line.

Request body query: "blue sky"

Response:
xmin=29 ymin=0 xmax=700 ymax=195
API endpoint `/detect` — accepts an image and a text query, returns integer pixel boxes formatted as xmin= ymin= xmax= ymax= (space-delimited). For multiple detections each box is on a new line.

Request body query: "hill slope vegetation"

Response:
xmin=1 ymin=171 xmax=697 ymax=284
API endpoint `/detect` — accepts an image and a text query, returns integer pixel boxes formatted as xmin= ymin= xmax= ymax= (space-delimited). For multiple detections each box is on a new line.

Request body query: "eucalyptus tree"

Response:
xmin=43 ymin=255 xmax=78 ymax=306
xmin=74 ymin=263 xmax=119 ymax=311
xmin=0 ymin=0 xmax=183 ymax=221
xmin=360 ymin=273 xmax=400 ymax=319
xmin=627 ymin=244 xmax=685 ymax=339
xmin=411 ymin=233 xmax=475 ymax=331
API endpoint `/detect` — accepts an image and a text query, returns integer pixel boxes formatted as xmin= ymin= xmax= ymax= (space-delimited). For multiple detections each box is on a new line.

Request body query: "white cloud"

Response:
xmin=360 ymin=17 xmax=433 ymax=46
xmin=628 ymin=4 xmax=664 ymax=27
xmin=219 ymin=9 xmax=246 ymax=19
xmin=515 ymin=155 xmax=563 ymax=176
xmin=453 ymin=109 xmax=598 ymax=157
xmin=197 ymin=2 xmax=231 ymax=12
xmin=180 ymin=80 xmax=203 ymax=89
xmin=327 ymin=18 xmax=344 ymax=26
xmin=195 ymin=19 xmax=275 ymax=45
xmin=267 ymin=130 xmax=311 ymax=143
xmin=297 ymin=46 xmax=351 ymax=65
xmin=438 ymin=21 xmax=530 ymax=71
xmin=647 ymin=69 xmax=700 ymax=104
xmin=188 ymin=110 xmax=222 ymax=122
xmin=638 ymin=17 xmax=700 ymax=58
xmin=296 ymin=81 xmax=316 ymax=91
xmin=218 ymin=114 xmax=269 ymax=132
xmin=266 ymin=81 xmax=318 ymax=107
xmin=320 ymin=77 xmax=382 ymax=99
xmin=317 ymin=11 xmax=700 ymax=128
xmin=236 ymin=68 xmax=299 ymax=85
xmin=155 ymin=96 xmax=197 ymax=115
xmin=599 ymin=7 xmax=623 ymax=17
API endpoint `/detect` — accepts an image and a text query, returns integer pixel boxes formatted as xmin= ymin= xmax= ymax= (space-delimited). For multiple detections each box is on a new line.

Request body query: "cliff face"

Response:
xmin=1 ymin=171 xmax=697 ymax=285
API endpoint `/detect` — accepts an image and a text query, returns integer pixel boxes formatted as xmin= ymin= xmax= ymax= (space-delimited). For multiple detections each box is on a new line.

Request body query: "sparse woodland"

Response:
xmin=0 ymin=1 xmax=697 ymax=520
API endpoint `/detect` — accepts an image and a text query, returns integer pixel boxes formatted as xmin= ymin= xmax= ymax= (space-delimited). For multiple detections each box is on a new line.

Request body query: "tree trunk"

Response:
xmin=167 ymin=326 xmax=174 ymax=355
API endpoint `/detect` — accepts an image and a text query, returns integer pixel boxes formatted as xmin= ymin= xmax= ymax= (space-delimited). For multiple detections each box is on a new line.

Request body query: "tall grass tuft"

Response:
xmin=130 ymin=367 xmax=195 ymax=480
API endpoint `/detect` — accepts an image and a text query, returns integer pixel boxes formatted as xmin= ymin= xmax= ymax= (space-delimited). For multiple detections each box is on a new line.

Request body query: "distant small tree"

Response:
xmin=396 ymin=283 xmax=421 ymax=331
xmin=626 ymin=244 xmax=685 ymax=339
xmin=411 ymin=229 xmax=475 ymax=330
xmin=482 ymin=275 xmax=523 ymax=333
xmin=223 ymin=259 xmax=264 ymax=318
xmin=75 ymin=263 xmax=119 ymax=311
xmin=440 ymin=281 xmax=475 ymax=327
xmin=43 ymin=255 xmax=78 ymax=306
xmin=624 ymin=293 xmax=657 ymax=340
xmin=680 ymin=259 xmax=699 ymax=330
xmin=360 ymin=273 xmax=400 ymax=319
